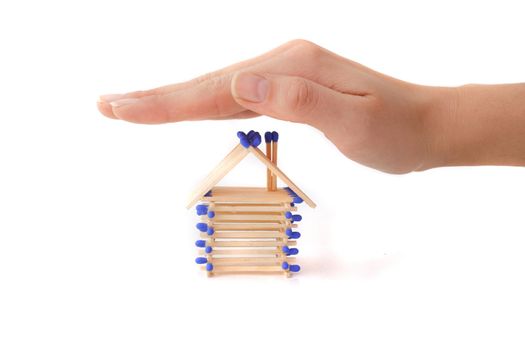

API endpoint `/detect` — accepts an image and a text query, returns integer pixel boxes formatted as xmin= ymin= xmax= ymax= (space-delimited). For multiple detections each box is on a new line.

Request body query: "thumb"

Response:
xmin=231 ymin=72 xmax=359 ymax=128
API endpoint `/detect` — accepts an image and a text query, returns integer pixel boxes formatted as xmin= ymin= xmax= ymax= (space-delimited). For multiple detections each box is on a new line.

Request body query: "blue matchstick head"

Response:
xmin=195 ymin=257 xmax=207 ymax=264
xmin=282 ymin=262 xmax=289 ymax=270
xmin=196 ymin=204 xmax=208 ymax=215
xmin=289 ymin=264 xmax=301 ymax=272
xmin=196 ymin=223 xmax=208 ymax=232
xmin=292 ymin=214 xmax=302 ymax=222
xmin=205 ymin=246 xmax=213 ymax=254
xmin=288 ymin=248 xmax=299 ymax=255
xmin=285 ymin=211 xmax=292 ymax=219
xmin=290 ymin=232 xmax=301 ymax=239
xmin=286 ymin=229 xmax=300 ymax=239
xmin=195 ymin=240 xmax=206 ymax=248
xmin=271 ymin=131 xmax=279 ymax=142
xmin=264 ymin=132 xmax=272 ymax=143
xmin=292 ymin=196 xmax=303 ymax=204
xmin=237 ymin=131 xmax=246 ymax=138
xmin=251 ymin=133 xmax=262 ymax=147
xmin=282 ymin=246 xmax=290 ymax=254
xmin=207 ymin=227 xmax=214 ymax=236
xmin=207 ymin=211 xmax=215 ymax=219
xmin=204 ymin=190 xmax=212 ymax=197
xmin=239 ymin=136 xmax=250 ymax=148
xmin=206 ymin=263 xmax=214 ymax=271
xmin=246 ymin=131 xmax=261 ymax=146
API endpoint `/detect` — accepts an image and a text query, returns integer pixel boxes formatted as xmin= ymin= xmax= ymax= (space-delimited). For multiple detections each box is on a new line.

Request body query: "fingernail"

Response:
xmin=98 ymin=94 xmax=124 ymax=103
xmin=110 ymin=98 xmax=140 ymax=108
xmin=234 ymin=73 xmax=268 ymax=103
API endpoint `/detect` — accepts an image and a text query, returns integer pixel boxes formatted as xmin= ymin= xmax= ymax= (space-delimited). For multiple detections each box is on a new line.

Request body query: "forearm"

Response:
xmin=424 ymin=83 xmax=525 ymax=169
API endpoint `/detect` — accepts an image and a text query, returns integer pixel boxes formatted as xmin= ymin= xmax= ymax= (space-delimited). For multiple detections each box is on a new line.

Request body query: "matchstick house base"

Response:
xmin=194 ymin=187 xmax=304 ymax=277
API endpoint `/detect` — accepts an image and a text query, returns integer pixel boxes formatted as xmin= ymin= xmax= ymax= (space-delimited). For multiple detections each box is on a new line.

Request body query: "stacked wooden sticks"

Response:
xmin=192 ymin=131 xmax=308 ymax=277
xmin=194 ymin=195 xmax=301 ymax=277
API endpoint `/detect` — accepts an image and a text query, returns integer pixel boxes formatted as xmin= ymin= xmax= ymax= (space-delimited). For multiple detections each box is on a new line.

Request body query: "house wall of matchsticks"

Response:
xmin=187 ymin=131 xmax=316 ymax=277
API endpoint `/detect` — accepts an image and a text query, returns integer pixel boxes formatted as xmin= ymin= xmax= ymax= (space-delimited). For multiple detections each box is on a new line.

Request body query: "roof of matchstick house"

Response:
xmin=186 ymin=131 xmax=316 ymax=209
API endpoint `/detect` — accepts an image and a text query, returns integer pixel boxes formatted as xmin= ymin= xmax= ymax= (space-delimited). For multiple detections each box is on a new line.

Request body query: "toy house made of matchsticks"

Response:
xmin=187 ymin=131 xmax=316 ymax=277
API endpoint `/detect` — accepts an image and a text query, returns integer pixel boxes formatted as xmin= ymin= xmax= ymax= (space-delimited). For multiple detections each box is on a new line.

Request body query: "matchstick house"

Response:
xmin=187 ymin=131 xmax=316 ymax=277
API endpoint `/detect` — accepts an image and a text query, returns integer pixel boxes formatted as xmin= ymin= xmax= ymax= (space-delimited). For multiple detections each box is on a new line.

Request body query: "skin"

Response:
xmin=97 ymin=39 xmax=525 ymax=174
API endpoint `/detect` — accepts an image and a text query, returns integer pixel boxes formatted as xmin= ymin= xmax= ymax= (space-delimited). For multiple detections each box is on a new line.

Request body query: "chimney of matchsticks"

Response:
xmin=264 ymin=131 xmax=279 ymax=191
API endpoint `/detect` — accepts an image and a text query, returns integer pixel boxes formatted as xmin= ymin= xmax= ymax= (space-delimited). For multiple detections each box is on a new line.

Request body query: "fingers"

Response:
xmin=98 ymin=40 xmax=375 ymax=124
xmin=97 ymin=40 xmax=302 ymax=119
xmin=97 ymin=94 xmax=124 ymax=119
xmin=97 ymin=91 xmax=259 ymax=122
xmin=105 ymin=51 xmax=291 ymax=123
xmin=231 ymin=71 xmax=365 ymax=131
xmin=109 ymin=75 xmax=252 ymax=123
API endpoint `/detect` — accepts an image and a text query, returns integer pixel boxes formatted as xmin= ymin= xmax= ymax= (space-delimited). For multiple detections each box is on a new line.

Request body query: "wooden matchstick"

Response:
xmin=271 ymin=131 xmax=278 ymax=190
xmin=201 ymin=265 xmax=285 ymax=273
xmin=210 ymin=257 xmax=295 ymax=265
xmin=200 ymin=232 xmax=287 ymax=239
xmin=199 ymin=191 xmax=291 ymax=203
xmin=209 ymin=204 xmax=296 ymax=213
xmin=211 ymin=223 xmax=297 ymax=231
xmin=203 ymin=213 xmax=286 ymax=221
xmin=265 ymin=132 xmax=272 ymax=190
xmin=209 ymin=240 xmax=297 ymax=248
xmin=207 ymin=210 xmax=296 ymax=216
xmin=198 ymin=248 xmax=281 ymax=256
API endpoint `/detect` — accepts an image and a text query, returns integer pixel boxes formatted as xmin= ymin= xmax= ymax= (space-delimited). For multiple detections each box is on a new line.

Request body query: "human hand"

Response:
xmin=96 ymin=40 xmax=457 ymax=174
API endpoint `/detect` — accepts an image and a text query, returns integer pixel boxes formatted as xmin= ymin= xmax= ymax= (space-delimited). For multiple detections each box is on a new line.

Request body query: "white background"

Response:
xmin=1 ymin=0 xmax=524 ymax=349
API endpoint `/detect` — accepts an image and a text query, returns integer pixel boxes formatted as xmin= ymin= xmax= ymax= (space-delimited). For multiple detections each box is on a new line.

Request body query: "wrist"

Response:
xmin=414 ymin=85 xmax=459 ymax=171
xmin=418 ymin=83 xmax=525 ymax=169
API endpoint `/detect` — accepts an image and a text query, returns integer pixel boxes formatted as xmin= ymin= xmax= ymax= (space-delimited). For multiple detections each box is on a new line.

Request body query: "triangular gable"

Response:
xmin=186 ymin=144 xmax=316 ymax=209
xmin=186 ymin=144 xmax=249 ymax=209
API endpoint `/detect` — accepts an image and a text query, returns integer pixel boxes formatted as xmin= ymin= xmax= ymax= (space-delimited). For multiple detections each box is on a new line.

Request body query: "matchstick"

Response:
xmin=209 ymin=240 xmax=297 ymax=248
xmin=201 ymin=265 xmax=286 ymax=273
xmin=211 ymin=223 xmax=297 ymax=231
xmin=202 ymin=213 xmax=287 ymax=221
xmin=209 ymin=204 xmax=296 ymax=213
xmin=209 ymin=257 xmax=296 ymax=265
xmin=207 ymin=210 xmax=297 ymax=216
xmin=200 ymin=232 xmax=286 ymax=239
xmin=198 ymin=248 xmax=281 ymax=256
xmin=265 ymin=132 xmax=272 ymax=190
xmin=271 ymin=131 xmax=278 ymax=190
xmin=199 ymin=191 xmax=291 ymax=203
